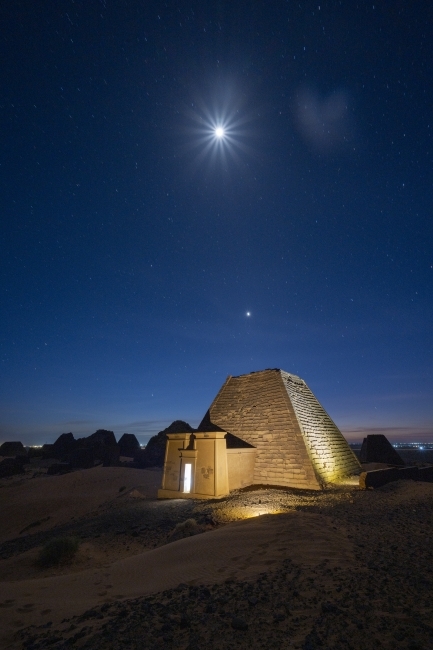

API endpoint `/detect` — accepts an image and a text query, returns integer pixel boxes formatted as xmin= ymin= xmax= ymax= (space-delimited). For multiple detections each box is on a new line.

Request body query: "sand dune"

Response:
xmin=0 ymin=510 xmax=352 ymax=647
xmin=1 ymin=468 xmax=432 ymax=649
xmin=0 ymin=467 xmax=161 ymax=542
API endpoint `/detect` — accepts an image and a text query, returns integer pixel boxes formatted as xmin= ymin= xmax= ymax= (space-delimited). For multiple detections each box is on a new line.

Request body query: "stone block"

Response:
xmin=418 ymin=466 xmax=433 ymax=482
xmin=397 ymin=466 xmax=419 ymax=480
xmin=359 ymin=468 xmax=400 ymax=489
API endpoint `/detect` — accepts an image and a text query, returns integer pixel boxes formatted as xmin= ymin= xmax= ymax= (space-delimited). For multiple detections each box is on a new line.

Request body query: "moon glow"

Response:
xmin=181 ymin=90 xmax=256 ymax=172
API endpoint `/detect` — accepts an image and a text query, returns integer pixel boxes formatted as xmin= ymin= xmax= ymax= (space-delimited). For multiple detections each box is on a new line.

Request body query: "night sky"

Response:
xmin=1 ymin=1 xmax=432 ymax=445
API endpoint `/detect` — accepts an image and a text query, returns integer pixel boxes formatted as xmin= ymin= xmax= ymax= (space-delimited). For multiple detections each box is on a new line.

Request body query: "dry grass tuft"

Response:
xmin=167 ymin=518 xmax=204 ymax=542
xmin=36 ymin=537 xmax=79 ymax=568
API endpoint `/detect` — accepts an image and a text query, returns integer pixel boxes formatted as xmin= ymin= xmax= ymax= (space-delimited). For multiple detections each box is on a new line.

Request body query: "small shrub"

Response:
xmin=37 ymin=537 xmax=79 ymax=567
xmin=168 ymin=518 xmax=203 ymax=542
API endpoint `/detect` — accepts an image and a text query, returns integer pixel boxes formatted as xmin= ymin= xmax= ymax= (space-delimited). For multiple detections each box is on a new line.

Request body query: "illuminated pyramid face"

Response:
xmin=199 ymin=369 xmax=360 ymax=490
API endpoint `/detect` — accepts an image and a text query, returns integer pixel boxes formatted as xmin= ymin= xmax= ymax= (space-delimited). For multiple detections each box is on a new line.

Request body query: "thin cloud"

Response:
xmin=342 ymin=425 xmax=433 ymax=442
xmin=60 ymin=420 xmax=99 ymax=426
xmin=294 ymin=85 xmax=355 ymax=153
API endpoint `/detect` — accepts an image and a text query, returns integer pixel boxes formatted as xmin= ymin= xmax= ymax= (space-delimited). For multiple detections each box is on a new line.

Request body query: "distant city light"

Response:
xmin=350 ymin=441 xmax=433 ymax=450
xmin=392 ymin=442 xmax=432 ymax=449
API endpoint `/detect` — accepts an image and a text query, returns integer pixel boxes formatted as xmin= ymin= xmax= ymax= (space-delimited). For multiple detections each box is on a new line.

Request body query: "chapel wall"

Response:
xmin=227 ymin=447 xmax=257 ymax=490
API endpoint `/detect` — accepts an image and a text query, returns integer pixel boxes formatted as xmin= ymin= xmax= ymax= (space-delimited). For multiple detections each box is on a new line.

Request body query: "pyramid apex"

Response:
xmin=231 ymin=368 xmax=304 ymax=383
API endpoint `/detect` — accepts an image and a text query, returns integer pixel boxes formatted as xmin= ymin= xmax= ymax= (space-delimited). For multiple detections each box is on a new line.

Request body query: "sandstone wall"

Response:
xmin=281 ymin=371 xmax=361 ymax=482
xmin=206 ymin=369 xmax=322 ymax=490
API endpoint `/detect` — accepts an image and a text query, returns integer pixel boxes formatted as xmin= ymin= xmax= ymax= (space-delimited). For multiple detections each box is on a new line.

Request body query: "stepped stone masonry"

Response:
xmin=158 ymin=368 xmax=360 ymax=498
xmin=280 ymin=371 xmax=361 ymax=486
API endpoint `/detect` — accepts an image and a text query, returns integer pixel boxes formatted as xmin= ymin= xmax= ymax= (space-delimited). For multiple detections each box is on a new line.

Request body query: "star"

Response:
xmin=246 ymin=311 xmax=251 ymax=317
xmin=215 ymin=126 xmax=225 ymax=139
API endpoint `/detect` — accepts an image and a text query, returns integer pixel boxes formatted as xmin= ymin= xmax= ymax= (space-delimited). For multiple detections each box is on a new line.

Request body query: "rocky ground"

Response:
xmin=3 ymin=478 xmax=432 ymax=650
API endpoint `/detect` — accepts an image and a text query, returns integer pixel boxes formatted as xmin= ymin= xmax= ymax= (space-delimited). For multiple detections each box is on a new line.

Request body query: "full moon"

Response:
xmin=215 ymin=126 xmax=225 ymax=139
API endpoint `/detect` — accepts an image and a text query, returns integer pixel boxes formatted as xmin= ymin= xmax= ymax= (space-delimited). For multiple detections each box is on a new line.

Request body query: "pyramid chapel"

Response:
xmin=158 ymin=369 xmax=361 ymax=498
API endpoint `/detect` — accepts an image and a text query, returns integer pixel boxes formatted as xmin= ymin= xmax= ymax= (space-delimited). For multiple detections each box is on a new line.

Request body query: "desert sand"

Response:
xmin=0 ymin=467 xmax=432 ymax=649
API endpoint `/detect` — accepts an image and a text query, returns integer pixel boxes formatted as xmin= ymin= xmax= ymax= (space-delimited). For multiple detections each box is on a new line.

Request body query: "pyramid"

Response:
xmin=360 ymin=434 xmax=405 ymax=466
xmin=198 ymin=368 xmax=360 ymax=490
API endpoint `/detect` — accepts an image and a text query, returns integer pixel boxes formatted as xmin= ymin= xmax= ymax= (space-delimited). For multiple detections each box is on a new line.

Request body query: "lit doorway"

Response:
xmin=184 ymin=463 xmax=192 ymax=493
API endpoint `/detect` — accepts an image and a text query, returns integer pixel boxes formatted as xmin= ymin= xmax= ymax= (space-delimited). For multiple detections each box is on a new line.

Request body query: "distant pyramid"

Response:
xmin=360 ymin=434 xmax=405 ymax=466
xmin=118 ymin=433 xmax=140 ymax=457
xmin=198 ymin=368 xmax=360 ymax=490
